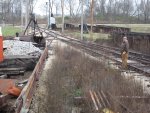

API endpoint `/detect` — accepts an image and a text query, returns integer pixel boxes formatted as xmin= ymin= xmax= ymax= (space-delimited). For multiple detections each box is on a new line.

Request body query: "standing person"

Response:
xmin=50 ymin=13 xmax=56 ymax=30
xmin=121 ymin=35 xmax=129 ymax=69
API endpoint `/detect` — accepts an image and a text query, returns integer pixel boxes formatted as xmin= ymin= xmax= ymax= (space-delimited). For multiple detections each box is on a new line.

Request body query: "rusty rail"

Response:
xmin=15 ymin=47 xmax=48 ymax=113
xmin=42 ymin=28 xmax=150 ymax=75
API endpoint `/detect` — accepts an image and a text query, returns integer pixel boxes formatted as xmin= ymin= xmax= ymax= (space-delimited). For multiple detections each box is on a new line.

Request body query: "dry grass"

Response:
xmin=65 ymin=31 xmax=110 ymax=41
xmin=37 ymin=46 xmax=150 ymax=113
xmin=103 ymin=24 xmax=150 ymax=33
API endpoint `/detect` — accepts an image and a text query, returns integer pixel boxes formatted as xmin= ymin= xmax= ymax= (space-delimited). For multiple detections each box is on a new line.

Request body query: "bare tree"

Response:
xmin=49 ymin=0 xmax=54 ymax=14
xmin=64 ymin=0 xmax=81 ymax=18
xmin=54 ymin=1 xmax=60 ymax=16
xmin=97 ymin=0 xmax=106 ymax=16
xmin=139 ymin=0 xmax=150 ymax=23
xmin=65 ymin=0 xmax=74 ymax=17
xmin=0 ymin=0 xmax=22 ymax=25
xmin=106 ymin=0 xmax=114 ymax=21
xmin=121 ymin=0 xmax=133 ymax=19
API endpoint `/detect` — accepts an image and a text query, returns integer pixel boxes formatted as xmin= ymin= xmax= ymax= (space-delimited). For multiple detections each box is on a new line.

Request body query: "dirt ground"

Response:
xmin=29 ymin=46 xmax=92 ymax=113
xmin=29 ymin=53 xmax=55 ymax=113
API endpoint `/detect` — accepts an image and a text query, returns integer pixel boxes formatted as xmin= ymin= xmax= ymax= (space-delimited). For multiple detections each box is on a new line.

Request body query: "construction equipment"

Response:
xmin=24 ymin=13 xmax=45 ymax=47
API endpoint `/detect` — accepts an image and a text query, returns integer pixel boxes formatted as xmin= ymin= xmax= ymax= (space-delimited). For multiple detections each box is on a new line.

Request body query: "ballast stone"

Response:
xmin=3 ymin=40 xmax=41 ymax=56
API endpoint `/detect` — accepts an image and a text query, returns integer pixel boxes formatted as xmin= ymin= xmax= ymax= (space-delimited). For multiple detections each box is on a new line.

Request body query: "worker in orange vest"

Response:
xmin=121 ymin=35 xmax=129 ymax=69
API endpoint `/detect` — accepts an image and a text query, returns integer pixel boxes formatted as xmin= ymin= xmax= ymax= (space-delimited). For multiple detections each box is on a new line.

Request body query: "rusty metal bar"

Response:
xmin=15 ymin=47 xmax=48 ymax=113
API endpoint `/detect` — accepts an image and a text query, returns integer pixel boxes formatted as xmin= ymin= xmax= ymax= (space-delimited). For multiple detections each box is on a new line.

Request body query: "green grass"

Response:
xmin=66 ymin=31 xmax=110 ymax=41
xmin=103 ymin=24 xmax=150 ymax=33
xmin=66 ymin=24 xmax=150 ymax=41
xmin=74 ymin=88 xmax=83 ymax=97
xmin=2 ymin=26 xmax=21 ymax=37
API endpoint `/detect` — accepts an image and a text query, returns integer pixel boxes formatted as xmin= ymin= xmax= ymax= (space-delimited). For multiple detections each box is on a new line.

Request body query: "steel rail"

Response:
xmin=40 ymin=28 xmax=150 ymax=75
xmin=40 ymin=27 xmax=150 ymax=65
xmin=15 ymin=47 xmax=48 ymax=113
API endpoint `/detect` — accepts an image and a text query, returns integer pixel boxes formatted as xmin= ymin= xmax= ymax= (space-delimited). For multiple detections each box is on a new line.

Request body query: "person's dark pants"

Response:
xmin=51 ymin=24 xmax=56 ymax=30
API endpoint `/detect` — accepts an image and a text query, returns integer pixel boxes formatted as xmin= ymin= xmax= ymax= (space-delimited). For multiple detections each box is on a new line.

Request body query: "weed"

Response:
xmin=37 ymin=46 xmax=150 ymax=113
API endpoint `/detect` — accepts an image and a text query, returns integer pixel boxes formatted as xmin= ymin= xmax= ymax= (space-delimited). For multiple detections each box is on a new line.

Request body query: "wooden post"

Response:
xmin=21 ymin=0 xmax=23 ymax=31
xmin=49 ymin=0 xmax=51 ymax=29
xmin=25 ymin=0 xmax=29 ymax=34
xmin=90 ymin=0 xmax=94 ymax=40
xmin=81 ymin=0 xmax=83 ymax=40
xmin=61 ymin=0 xmax=64 ymax=33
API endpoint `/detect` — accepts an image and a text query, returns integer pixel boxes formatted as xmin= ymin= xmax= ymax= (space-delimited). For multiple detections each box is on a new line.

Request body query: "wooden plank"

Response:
xmin=93 ymin=91 xmax=102 ymax=109
xmin=5 ymin=55 xmax=39 ymax=59
xmin=97 ymin=91 xmax=106 ymax=107
xmin=0 ymin=67 xmax=25 ymax=75
xmin=89 ymin=90 xmax=99 ymax=111
xmin=101 ymin=91 xmax=111 ymax=107
xmin=0 ymin=67 xmax=24 ymax=71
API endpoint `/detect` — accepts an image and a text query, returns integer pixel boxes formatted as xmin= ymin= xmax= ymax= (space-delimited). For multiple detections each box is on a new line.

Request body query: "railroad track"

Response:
xmin=14 ymin=28 xmax=150 ymax=113
xmin=40 ymin=28 xmax=150 ymax=113
xmin=40 ymin=28 xmax=150 ymax=75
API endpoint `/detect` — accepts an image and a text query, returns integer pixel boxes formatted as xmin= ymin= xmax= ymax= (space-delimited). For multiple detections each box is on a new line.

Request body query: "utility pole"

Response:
xmin=21 ymin=0 xmax=23 ymax=31
xmin=81 ymin=0 xmax=83 ymax=40
xmin=46 ymin=2 xmax=48 ymax=27
xmin=90 ymin=0 xmax=94 ymax=40
xmin=48 ymin=0 xmax=51 ymax=29
xmin=25 ymin=0 xmax=29 ymax=34
xmin=46 ymin=2 xmax=48 ymax=17
xmin=12 ymin=3 xmax=14 ymax=26
xmin=61 ymin=0 xmax=64 ymax=33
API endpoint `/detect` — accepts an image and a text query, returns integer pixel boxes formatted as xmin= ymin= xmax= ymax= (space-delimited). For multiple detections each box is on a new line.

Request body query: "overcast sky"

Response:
xmin=33 ymin=0 xmax=69 ymax=16
xmin=33 ymin=0 xmax=52 ymax=15
xmin=32 ymin=0 xmax=86 ymax=16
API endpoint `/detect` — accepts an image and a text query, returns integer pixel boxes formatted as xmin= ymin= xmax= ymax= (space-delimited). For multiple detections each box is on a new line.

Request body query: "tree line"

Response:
xmin=91 ymin=0 xmax=150 ymax=23
xmin=64 ymin=0 xmax=150 ymax=23
xmin=0 ymin=0 xmax=22 ymax=25
xmin=0 ymin=0 xmax=35 ymax=25
xmin=1 ymin=0 xmax=150 ymax=25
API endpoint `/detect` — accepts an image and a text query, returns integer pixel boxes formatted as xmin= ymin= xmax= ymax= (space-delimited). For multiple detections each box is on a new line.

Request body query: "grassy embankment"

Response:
xmin=2 ymin=26 xmax=21 ymax=37
xmin=35 ymin=46 xmax=147 ymax=113
xmin=65 ymin=24 xmax=150 ymax=41
xmin=108 ymin=24 xmax=150 ymax=33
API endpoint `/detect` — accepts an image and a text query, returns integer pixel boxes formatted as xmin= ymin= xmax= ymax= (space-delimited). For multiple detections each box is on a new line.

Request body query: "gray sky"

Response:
xmin=33 ymin=0 xmax=82 ymax=16
xmin=33 ymin=0 xmax=51 ymax=15
xmin=33 ymin=0 xmax=68 ymax=15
